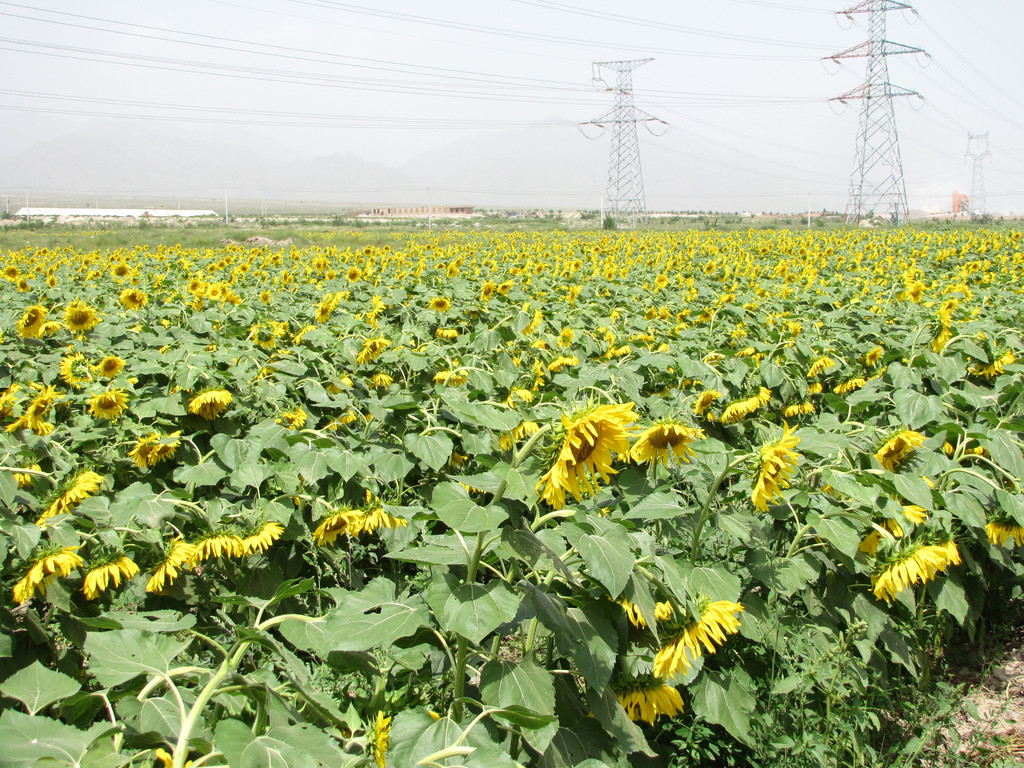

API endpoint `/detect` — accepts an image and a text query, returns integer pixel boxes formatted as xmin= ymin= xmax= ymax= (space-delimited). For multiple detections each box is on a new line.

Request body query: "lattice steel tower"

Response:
xmin=581 ymin=59 xmax=662 ymax=229
xmin=966 ymin=132 xmax=990 ymax=218
xmin=829 ymin=1 xmax=923 ymax=225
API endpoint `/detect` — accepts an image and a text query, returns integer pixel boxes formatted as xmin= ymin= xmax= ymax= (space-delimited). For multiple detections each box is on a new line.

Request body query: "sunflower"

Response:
xmin=241 ymin=521 xmax=285 ymax=555
xmin=0 ymin=383 xmax=22 ymax=419
xmin=312 ymin=507 xmax=365 ymax=545
xmin=369 ymin=373 xmax=393 ymax=388
xmin=346 ymin=266 xmax=362 ymax=283
xmin=128 ymin=431 xmax=181 ymax=468
xmin=536 ymin=402 xmax=637 ymax=508
xmin=858 ymin=518 xmax=906 ymax=556
xmin=87 ymin=388 xmax=128 ymax=420
xmin=653 ymin=599 xmax=744 ymax=680
xmin=833 ymin=377 xmax=866 ymax=395
xmin=146 ymin=538 xmax=196 ymax=592
xmin=14 ymin=463 xmax=41 ymax=489
xmin=59 ymin=352 xmax=92 ymax=389
xmin=987 ymin=520 xmax=1024 ymax=548
xmin=871 ymin=540 xmax=961 ymax=602
xmin=875 ymin=430 xmax=926 ymax=472
xmin=118 ymin=288 xmax=148 ymax=309
xmin=616 ymin=679 xmax=685 ymax=724
xmin=720 ymin=387 xmax=772 ymax=425
xmin=276 ymin=407 xmax=308 ymax=430
xmin=806 ymin=356 xmax=835 ymax=377
xmin=16 ymin=304 xmax=48 ymax=338
xmin=630 ymin=421 xmax=705 ymax=467
xmin=372 ymin=711 xmax=391 ymax=768
xmin=969 ymin=351 xmax=1016 ymax=379
xmin=356 ymin=337 xmax=390 ymax=365
xmin=435 ymin=328 xmax=459 ymax=340
xmin=619 ymin=598 xmax=674 ymax=629
xmin=13 ymin=546 xmax=84 ymax=603
xmin=433 ymin=369 xmax=468 ymax=386
xmin=751 ymin=422 xmax=800 ymax=511
xmin=782 ymin=401 xmax=815 ymax=418
xmin=499 ymin=420 xmax=541 ymax=451
xmin=37 ymin=470 xmax=103 ymax=524
xmin=92 ymin=355 xmax=126 ymax=378
xmin=429 ymin=296 xmax=452 ymax=312
xmin=315 ymin=292 xmax=343 ymax=323
xmin=864 ymin=346 xmax=885 ymax=367
xmin=189 ymin=532 xmax=245 ymax=564
xmin=188 ymin=389 xmax=233 ymax=420
xmin=360 ymin=507 xmax=409 ymax=535
xmin=693 ymin=389 xmax=722 ymax=419
xmin=503 ymin=387 xmax=534 ymax=409
xmin=547 ymin=355 xmax=579 ymax=373
xmin=63 ymin=300 xmax=101 ymax=333
xmin=82 ymin=556 xmax=139 ymax=600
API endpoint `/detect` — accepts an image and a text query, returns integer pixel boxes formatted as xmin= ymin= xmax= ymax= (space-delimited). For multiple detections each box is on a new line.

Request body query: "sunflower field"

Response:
xmin=1 ymin=226 xmax=1023 ymax=767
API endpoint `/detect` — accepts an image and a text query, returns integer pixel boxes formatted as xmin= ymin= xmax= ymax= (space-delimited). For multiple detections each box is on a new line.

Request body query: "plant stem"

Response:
xmin=689 ymin=453 xmax=750 ymax=563
xmin=172 ymin=642 xmax=250 ymax=768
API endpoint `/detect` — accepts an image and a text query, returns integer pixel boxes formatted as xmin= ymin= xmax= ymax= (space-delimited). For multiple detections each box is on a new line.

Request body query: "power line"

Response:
xmin=509 ymin=0 xmax=828 ymax=49
xmin=0 ymin=88 xmax=579 ymax=130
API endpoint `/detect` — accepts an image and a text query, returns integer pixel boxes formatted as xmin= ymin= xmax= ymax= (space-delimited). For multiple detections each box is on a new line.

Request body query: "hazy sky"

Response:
xmin=1 ymin=1 xmax=1023 ymax=214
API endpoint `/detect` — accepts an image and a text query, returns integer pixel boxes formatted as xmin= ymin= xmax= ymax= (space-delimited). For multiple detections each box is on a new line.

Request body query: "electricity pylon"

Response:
xmin=828 ymin=1 xmax=924 ymax=225
xmin=966 ymin=132 xmax=990 ymax=218
xmin=580 ymin=59 xmax=663 ymax=229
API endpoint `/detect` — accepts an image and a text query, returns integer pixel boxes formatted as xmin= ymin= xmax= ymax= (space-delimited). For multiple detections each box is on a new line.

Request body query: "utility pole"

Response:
xmin=966 ymin=132 xmax=990 ymax=218
xmin=580 ymin=59 xmax=664 ymax=229
xmin=828 ymin=1 xmax=924 ymax=226
xmin=224 ymin=188 xmax=229 ymax=225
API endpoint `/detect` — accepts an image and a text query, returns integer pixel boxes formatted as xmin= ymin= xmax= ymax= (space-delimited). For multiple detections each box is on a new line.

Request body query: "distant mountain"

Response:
xmin=0 ymin=122 xmax=421 ymax=205
xmin=0 ymin=119 xmax=851 ymax=212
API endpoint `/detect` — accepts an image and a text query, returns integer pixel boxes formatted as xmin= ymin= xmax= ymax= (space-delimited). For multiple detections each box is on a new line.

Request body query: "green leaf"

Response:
xmin=326 ymin=600 xmax=429 ymax=652
xmin=559 ymin=604 xmax=620 ymax=691
xmin=586 ymin=685 xmax=653 ymax=757
xmin=216 ymin=719 xmax=317 ymax=768
xmin=83 ymin=629 xmax=191 ymax=687
xmin=370 ymin=450 xmax=414 ymax=484
xmin=386 ymin=711 xmax=465 ymax=768
xmin=404 ymin=431 xmax=454 ymax=471
xmin=0 ymin=661 xmax=81 ymax=715
xmin=173 ymin=461 xmax=228 ymax=487
xmin=290 ymin=446 xmax=333 ymax=484
xmin=439 ymin=581 xmax=519 ymax=644
xmin=0 ymin=710 xmax=116 ymax=768
xmin=893 ymin=389 xmax=945 ymax=428
xmin=480 ymin=657 xmax=556 ymax=724
xmin=624 ymin=491 xmax=684 ymax=520
xmin=229 ymin=462 xmax=272 ymax=490
xmin=431 ymin=482 xmax=507 ymax=533
xmin=690 ymin=669 xmax=755 ymax=745
xmin=321 ymin=449 xmax=361 ymax=482
xmin=687 ymin=565 xmax=742 ymax=604
xmin=929 ymin=570 xmax=969 ymax=625
xmin=987 ymin=430 xmax=1024 ymax=480
xmin=0 ymin=470 xmax=16 ymax=507
xmin=893 ymin=474 xmax=933 ymax=509
xmin=9 ymin=523 xmax=41 ymax=559
xmin=811 ymin=513 xmax=863 ymax=557
xmin=576 ymin=529 xmax=634 ymax=599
